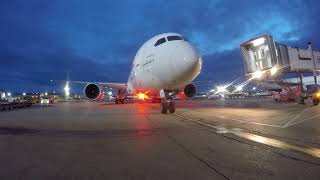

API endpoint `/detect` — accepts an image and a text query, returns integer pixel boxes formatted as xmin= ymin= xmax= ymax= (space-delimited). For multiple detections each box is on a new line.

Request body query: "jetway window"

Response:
xmin=154 ymin=38 xmax=166 ymax=46
xmin=167 ymin=36 xmax=183 ymax=41
xmin=241 ymin=37 xmax=274 ymax=74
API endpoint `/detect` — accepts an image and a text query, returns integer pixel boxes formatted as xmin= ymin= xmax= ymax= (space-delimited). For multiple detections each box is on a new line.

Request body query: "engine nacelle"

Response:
xmin=184 ymin=84 xmax=196 ymax=98
xmin=84 ymin=83 xmax=101 ymax=100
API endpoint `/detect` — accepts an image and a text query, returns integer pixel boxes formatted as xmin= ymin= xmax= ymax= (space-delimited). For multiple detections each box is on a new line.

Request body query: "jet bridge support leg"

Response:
xmin=298 ymin=73 xmax=305 ymax=104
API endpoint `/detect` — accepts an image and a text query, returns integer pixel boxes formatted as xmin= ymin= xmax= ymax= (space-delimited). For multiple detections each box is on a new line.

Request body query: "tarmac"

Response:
xmin=0 ymin=99 xmax=319 ymax=180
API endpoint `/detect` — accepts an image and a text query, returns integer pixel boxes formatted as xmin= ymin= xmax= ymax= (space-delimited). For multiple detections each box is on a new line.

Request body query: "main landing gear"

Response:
xmin=160 ymin=89 xmax=176 ymax=114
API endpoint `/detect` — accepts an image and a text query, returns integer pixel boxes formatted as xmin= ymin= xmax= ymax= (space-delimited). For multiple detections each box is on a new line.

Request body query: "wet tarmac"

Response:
xmin=0 ymin=100 xmax=319 ymax=179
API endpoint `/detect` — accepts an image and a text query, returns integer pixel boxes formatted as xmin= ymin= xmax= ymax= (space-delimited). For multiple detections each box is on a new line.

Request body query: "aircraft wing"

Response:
xmin=51 ymin=80 xmax=127 ymax=90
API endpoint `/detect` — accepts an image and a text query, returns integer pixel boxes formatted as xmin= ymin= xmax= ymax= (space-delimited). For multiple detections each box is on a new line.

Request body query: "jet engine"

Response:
xmin=184 ymin=84 xmax=196 ymax=98
xmin=84 ymin=83 xmax=101 ymax=100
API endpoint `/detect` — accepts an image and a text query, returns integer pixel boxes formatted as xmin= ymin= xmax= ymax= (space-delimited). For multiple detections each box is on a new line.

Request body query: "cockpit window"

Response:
xmin=154 ymin=38 xmax=166 ymax=46
xmin=167 ymin=36 xmax=183 ymax=41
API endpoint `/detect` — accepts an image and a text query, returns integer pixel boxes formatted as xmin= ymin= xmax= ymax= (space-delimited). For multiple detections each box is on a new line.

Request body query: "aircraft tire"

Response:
xmin=168 ymin=101 xmax=175 ymax=113
xmin=160 ymin=101 xmax=168 ymax=114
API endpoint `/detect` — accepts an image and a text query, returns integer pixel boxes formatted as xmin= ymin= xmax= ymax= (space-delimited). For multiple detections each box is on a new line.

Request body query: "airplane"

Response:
xmin=59 ymin=32 xmax=202 ymax=113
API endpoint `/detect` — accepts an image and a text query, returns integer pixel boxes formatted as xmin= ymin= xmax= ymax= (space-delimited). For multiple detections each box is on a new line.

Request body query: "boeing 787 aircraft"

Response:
xmin=60 ymin=32 xmax=202 ymax=113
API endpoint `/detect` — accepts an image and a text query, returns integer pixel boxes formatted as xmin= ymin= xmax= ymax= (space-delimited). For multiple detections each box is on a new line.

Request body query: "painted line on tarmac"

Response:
xmin=211 ymin=115 xmax=284 ymax=128
xmin=231 ymin=130 xmax=320 ymax=158
xmin=285 ymin=114 xmax=320 ymax=128
xmin=173 ymin=114 xmax=320 ymax=158
xmin=283 ymin=107 xmax=312 ymax=128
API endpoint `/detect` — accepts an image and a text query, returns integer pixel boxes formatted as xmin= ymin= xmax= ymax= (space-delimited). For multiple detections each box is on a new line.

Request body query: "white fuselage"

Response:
xmin=127 ymin=33 xmax=202 ymax=95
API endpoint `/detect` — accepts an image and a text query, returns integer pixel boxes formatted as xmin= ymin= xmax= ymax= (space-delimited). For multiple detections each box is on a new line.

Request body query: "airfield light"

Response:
xmin=252 ymin=70 xmax=264 ymax=79
xmin=252 ymin=37 xmax=265 ymax=47
xmin=22 ymin=92 xmax=26 ymax=96
xmin=215 ymin=86 xmax=228 ymax=94
xmin=108 ymin=91 xmax=112 ymax=96
xmin=217 ymin=86 xmax=226 ymax=92
xmin=253 ymin=87 xmax=256 ymax=90
xmin=64 ymin=82 xmax=70 ymax=97
xmin=7 ymin=92 xmax=11 ymax=97
xmin=44 ymin=92 xmax=48 ymax=96
xmin=235 ymin=85 xmax=244 ymax=92
xmin=270 ymin=66 xmax=278 ymax=76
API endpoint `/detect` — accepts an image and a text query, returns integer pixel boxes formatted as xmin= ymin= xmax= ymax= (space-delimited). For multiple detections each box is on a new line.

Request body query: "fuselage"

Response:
xmin=127 ymin=33 xmax=202 ymax=95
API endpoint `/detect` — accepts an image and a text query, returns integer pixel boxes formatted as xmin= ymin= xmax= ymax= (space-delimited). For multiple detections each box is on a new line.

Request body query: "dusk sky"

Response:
xmin=1 ymin=0 xmax=320 ymax=92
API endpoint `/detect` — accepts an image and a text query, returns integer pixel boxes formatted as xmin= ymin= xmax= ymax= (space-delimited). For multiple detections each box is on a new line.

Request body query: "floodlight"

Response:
xmin=252 ymin=37 xmax=265 ymax=47
xmin=270 ymin=66 xmax=278 ymax=76
xmin=252 ymin=70 xmax=264 ymax=79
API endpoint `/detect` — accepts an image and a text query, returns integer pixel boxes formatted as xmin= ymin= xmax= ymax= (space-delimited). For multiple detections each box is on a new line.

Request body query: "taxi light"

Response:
xmin=135 ymin=91 xmax=150 ymax=101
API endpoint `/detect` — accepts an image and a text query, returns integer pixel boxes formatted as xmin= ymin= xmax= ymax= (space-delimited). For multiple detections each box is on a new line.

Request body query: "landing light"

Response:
xmin=135 ymin=91 xmax=150 ymax=101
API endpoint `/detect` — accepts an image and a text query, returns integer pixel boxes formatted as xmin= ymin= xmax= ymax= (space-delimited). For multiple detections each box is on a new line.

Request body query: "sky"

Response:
xmin=1 ymin=0 xmax=320 ymax=92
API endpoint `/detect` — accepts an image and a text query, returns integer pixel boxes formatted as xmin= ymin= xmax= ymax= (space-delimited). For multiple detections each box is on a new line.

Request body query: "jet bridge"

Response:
xmin=241 ymin=35 xmax=320 ymax=103
xmin=240 ymin=35 xmax=320 ymax=76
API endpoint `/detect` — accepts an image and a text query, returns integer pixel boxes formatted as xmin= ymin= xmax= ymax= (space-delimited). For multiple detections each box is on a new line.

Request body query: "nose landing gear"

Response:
xmin=160 ymin=89 xmax=176 ymax=114
xmin=115 ymin=89 xmax=125 ymax=104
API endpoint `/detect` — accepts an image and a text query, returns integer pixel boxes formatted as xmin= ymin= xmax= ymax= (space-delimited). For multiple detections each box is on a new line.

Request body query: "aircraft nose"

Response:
xmin=172 ymin=43 xmax=202 ymax=78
